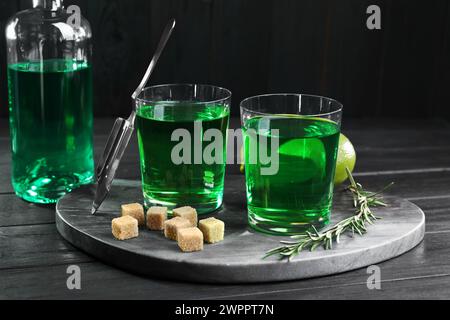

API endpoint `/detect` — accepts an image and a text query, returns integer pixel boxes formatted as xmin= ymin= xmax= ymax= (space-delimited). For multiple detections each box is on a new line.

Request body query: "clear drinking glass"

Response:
xmin=135 ymin=84 xmax=232 ymax=214
xmin=241 ymin=94 xmax=343 ymax=235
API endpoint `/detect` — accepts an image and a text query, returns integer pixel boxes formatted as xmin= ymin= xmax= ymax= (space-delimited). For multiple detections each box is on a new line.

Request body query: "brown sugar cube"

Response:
xmin=199 ymin=217 xmax=225 ymax=244
xmin=177 ymin=227 xmax=204 ymax=252
xmin=121 ymin=203 xmax=145 ymax=226
xmin=146 ymin=206 xmax=168 ymax=231
xmin=164 ymin=217 xmax=191 ymax=241
xmin=173 ymin=206 xmax=198 ymax=227
xmin=112 ymin=216 xmax=139 ymax=241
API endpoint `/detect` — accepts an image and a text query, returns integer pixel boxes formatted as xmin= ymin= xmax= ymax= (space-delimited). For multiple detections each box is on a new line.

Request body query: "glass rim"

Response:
xmin=240 ymin=93 xmax=343 ymax=118
xmin=135 ymin=83 xmax=232 ymax=106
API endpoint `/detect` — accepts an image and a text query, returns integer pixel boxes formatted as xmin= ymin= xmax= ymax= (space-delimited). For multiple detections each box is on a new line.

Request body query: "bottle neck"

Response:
xmin=32 ymin=0 xmax=63 ymax=10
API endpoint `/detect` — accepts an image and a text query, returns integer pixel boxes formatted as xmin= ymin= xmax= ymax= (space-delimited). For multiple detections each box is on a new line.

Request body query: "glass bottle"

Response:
xmin=5 ymin=0 xmax=94 ymax=204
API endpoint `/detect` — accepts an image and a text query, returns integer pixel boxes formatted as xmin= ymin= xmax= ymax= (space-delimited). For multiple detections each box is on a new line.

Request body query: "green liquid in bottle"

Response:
xmin=136 ymin=103 xmax=230 ymax=214
xmin=243 ymin=116 xmax=340 ymax=235
xmin=7 ymin=59 xmax=94 ymax=204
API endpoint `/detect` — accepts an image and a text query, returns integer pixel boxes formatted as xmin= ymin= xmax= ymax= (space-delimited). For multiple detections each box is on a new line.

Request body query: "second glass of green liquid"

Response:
xmin=135 ymin=84 xmax=231 ymax=215
xmin=241 ymin=94 xmax=343 ymax=235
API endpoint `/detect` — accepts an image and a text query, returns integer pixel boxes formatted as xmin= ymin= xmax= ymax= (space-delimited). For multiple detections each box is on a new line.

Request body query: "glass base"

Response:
xmin=143 ymin=194 xmax=223 ymax=215
xmin=248 ymin=207 xmax=331 ymax=236
xmin=13 ymin=173 xmax=93 ymax=204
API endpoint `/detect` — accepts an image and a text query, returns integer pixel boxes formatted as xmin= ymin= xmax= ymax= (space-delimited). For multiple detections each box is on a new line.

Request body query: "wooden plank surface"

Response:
xmin=1 ymin=231 xmax=449 ymax=300
xmin=1 ymin=118 xmax=450 ymax=299
xmin=0 ymin=179 xmax=446 ymax=270
xmin=2 ymin=0 xmax=450 ymax=119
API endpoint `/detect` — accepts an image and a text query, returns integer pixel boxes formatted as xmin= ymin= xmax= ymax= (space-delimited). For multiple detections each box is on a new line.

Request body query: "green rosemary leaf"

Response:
xmin=264 ymin=168 xmax=393 ymax=260
xmin=310 ymin=242 xmax=321 ymax=252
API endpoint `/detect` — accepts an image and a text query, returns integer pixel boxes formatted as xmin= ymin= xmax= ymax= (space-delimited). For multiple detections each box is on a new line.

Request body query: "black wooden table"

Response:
xmin=1 ymin=118 xmax=450 ymax=300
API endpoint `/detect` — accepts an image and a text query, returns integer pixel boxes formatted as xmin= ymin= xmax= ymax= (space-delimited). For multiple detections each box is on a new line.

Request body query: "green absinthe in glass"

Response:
xmin=243 ymin=116 xmax=340 ymax=235
xmin=136 ymin=103 xmax=230 ymax=214
xmin=8 ymin=59 xmax=94 ymax=204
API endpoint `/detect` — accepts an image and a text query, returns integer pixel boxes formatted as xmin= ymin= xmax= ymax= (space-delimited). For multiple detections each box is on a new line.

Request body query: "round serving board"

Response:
xmin=56 ymin=177 xmax=425 ymax=284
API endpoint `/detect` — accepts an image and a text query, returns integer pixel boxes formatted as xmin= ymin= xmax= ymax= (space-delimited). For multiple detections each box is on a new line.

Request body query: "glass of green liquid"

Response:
xmin=241 ymin=94 xmax=343 ymax=235
xmin=135 ymin=84 xmax=232 ymax=214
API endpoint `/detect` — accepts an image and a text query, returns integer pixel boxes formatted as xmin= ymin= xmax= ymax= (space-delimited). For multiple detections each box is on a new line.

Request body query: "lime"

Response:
xmin=239 ymin=137 xmax=326 ymax=180
xmin=334 ymin=133 xmax=356 ymax=186
xmin=240 ymin=133 xmax=356 ymax=186
xmin=277 ymin=137 xmax=326 ymax=183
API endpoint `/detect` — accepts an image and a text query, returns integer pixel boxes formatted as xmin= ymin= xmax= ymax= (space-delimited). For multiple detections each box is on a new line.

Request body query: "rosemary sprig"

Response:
xmin=264 ymin=168 xmax=394 ymax=261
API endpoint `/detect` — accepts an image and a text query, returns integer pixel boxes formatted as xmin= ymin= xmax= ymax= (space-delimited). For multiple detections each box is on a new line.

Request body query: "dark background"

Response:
xmin=1 ymin=0 xmax=450 ymax=119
